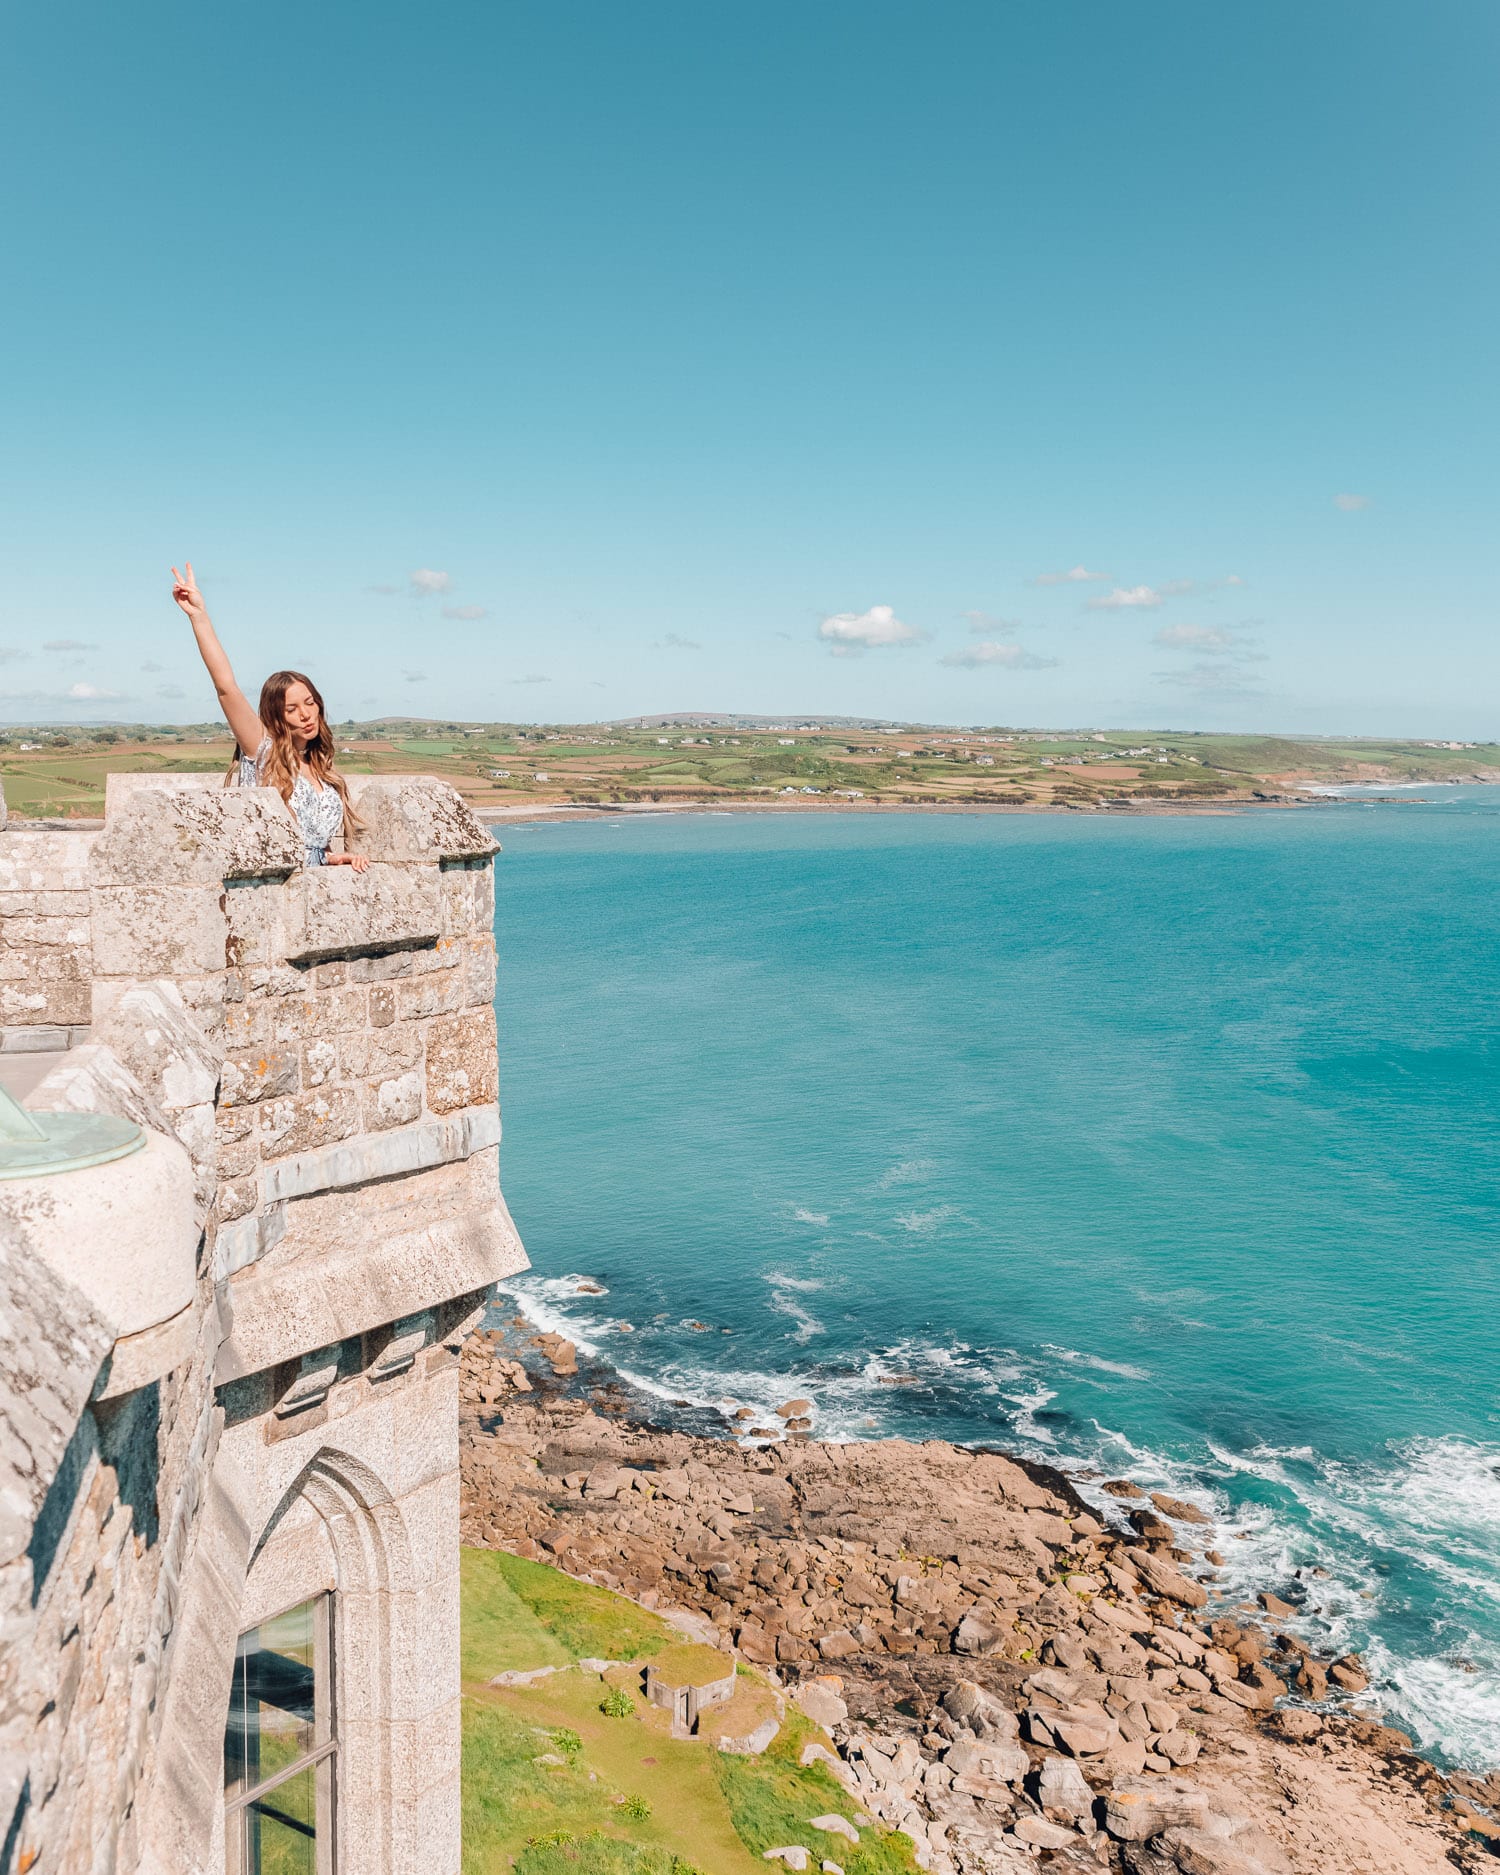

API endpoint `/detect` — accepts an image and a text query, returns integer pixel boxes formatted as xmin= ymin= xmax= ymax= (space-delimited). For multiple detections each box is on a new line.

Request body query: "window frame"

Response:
xmin=224 ymin=1591 xmax=338 ymax=1875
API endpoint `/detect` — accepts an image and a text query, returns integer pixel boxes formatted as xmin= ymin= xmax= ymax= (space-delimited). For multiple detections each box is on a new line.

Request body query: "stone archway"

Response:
xmin=243 ymin=1446 xmax=421 ymax=1872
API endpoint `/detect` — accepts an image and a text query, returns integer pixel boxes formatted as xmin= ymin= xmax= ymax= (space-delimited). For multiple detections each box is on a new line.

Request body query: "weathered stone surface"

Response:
xmin=425 ymin=1008 xmax=499 ymax=1114
xmin=1105 ymin=1778 xmax=1212 ymax=1841
xmin=3 ymin=770 xmax=516 ymax=1875
xmin=282 ymin=863 xmax=443 ymax=964
xmin=263 ymin=1104 xmax=501 ymax=1201
xmin=347 ymin=775 xmax=497 ymax=862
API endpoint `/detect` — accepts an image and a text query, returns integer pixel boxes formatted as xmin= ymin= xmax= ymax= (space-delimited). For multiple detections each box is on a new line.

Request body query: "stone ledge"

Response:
xmin=262 ymin=1105 xmax=501 ymax=1204
xmin=216 ymin=1192 xmax=526 ymax=1381
xmin=282 ymin=864 xmax=444 ymax=964
xmin=0 ymin=1024 xmax=91 ymax=1054
xmin=93 ymin=1300 xmax=200 ymax=1400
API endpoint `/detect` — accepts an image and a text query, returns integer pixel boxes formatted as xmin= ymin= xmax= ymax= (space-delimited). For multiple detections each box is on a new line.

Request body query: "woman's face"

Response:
xmin=282 ymin=681 xmax=321 ymax=747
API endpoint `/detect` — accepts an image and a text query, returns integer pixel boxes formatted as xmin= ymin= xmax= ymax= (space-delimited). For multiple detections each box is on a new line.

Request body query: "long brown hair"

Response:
xmin=225 ymin=669 xmax=362 ymax=841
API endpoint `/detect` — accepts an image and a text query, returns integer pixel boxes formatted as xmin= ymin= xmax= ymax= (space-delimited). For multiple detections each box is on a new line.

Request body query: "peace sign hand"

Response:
xmin=170 ymin=562 xmax=206 ymax=617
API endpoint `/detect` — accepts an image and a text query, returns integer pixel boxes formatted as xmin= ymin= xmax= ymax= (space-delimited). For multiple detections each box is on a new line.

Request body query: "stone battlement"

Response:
xmin=0 ymin=774 xmax=527 ymax=1874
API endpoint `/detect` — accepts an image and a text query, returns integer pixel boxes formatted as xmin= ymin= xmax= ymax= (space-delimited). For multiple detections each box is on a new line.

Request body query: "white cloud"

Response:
xmin=1155 ymin=624 xmax=1235 ymax=651
xmin=940 ymin=641 xmax=1059 ymax=670
xmin=961 ymin=610 xmax=1021 ymax=634
xmin=141 ymin=659 xmax=164 ymax=672
xmin=1334 ymin=493 xmax=1370 ymax=512
xmin=45 ymin=638 xmax=98 ymax=652
xmin=404 ymin=670 xmax=428 ymax=684
xmin=1158 ymin=579 xmax=1196 ymax=597
xmin=1089 ymin=585 xmax=1163 ymax=610
xmin=442 ymin=604 xmax=487 ymax=621
xmin=817 ymin=604 xmax=926 ymax=652
xmin=1224 ymin=574 xmax=1247 ymax=587
xmin=409 ymin=568 xmax=451 ymax=594
xmin=509 ymin=673 xmax=551 ymax=684
xmin=156 ymin=683 xmax=185 ymax=699
xmin=655 ymin=632 xmax=701 ymax=649
xmin=1031 ymin=565 xmax=1108 ymax=586
xmin=0 ymin=648 xmax=28 ymax=665
xmin=66 ymin=682 xmax=122 ymax=700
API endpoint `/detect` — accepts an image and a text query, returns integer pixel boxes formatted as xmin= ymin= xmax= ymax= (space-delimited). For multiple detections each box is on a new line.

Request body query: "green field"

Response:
xmin=3 ymin=717 xmax=1495 ymax=820
xmin=459 ymin=1547 xmax=918 ymax=1875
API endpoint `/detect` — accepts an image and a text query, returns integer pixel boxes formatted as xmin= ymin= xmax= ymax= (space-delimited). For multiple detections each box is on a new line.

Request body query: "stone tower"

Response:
xmin=0 ymin=773 xmax=526 ymax=1874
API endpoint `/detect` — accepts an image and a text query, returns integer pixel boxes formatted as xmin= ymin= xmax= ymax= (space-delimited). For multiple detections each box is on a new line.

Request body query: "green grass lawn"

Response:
xmin=459 ymin=1547 xmax=920 ymax=1875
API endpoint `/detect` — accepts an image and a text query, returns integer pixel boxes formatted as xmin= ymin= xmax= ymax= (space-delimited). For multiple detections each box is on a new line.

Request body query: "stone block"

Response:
xmin=425 ymin=1009 xmax=498 ymax=1114
xmin=0 ymin=830 xmax=96 ymax=893
xmin=222 ymin=877 xmax=289 ymax=968
xmin=302 ymin=1037 xmax=338 ymax=1087
xmin=220 ymin=1048 xmax=300 ymax=1107
xmin=347 ymin=776 xmax=496 ymax=862
xmin=459 ymin=935 xmax=497 ymax=1007
xmin=94 ymin=982 xmax=222 ymax=1113
xmin=363 ymin=1071 xmax=425 ymax=1130
xmin=0 ymin=979 xmax=90 ymax=1025
xmin=93 ymin=785 xmax=301 ymax=885
xmin=258 ymin=1085 xmax=361 ymax=1159
xmin=340 ymin=1023 xmax=424 ymax=1080
xmin=281 ymin=865 xmax=443 ymax=965
xmin=92 ymin=885 xmax=228 ymax=977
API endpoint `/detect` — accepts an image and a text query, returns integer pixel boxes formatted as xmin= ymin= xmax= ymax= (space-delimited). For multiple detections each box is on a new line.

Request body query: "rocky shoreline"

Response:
xmin=459 ymin=1323 xmax=1499 ymax=1873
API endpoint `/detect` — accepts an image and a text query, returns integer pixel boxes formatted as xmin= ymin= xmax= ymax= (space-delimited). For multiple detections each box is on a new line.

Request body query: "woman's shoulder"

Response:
xmin=236 ymin=734 xmax=272 ymax=783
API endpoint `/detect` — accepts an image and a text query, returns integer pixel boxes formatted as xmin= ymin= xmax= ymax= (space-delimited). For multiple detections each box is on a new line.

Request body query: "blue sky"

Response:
xmin=3 ymin=1 xmax=1496 ymax=734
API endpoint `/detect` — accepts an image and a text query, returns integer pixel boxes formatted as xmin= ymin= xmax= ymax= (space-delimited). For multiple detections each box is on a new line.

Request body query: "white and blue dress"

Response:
xmin=237 ymin=738 xmax=344 ymax=867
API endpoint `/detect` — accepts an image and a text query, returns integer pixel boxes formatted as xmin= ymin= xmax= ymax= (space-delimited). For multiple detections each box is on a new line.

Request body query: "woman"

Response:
xmin=171 ymin=562 xmax=368 ymax=871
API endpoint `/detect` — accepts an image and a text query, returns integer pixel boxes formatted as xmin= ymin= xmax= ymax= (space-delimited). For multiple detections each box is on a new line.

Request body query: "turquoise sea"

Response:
xmin=490 ymin=794 xmax=1500 ymax=1768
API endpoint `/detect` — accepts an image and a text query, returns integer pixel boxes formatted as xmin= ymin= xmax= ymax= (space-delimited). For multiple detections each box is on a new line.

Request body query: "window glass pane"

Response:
xmin=224 ymin=1597 xmax=321 ymax=1799
xmin=244 ymin=1764 xmax=317 ymax=1875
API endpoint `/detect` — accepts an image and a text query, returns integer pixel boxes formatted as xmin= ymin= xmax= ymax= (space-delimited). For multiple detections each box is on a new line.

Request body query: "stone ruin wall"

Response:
xmin=0 ymin=773 xmax=526 ymax=1875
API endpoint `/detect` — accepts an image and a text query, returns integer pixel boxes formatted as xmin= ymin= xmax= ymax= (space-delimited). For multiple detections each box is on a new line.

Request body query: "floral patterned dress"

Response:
xmin=237 ymin=738 xmax=343 ymax=867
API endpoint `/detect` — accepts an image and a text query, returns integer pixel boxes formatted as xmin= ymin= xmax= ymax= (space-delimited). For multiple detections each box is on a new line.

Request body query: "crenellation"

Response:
xmin=0 ymin=774 xmax=523 ymax=1874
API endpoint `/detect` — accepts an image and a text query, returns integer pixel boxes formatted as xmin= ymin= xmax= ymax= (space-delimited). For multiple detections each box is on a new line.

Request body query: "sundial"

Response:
xmin=0 ymin=1080 xmax=145 ymax=1180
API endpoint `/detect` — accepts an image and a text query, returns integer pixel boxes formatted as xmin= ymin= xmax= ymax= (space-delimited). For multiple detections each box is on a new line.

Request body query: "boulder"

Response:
xmin=953 ymin=1610 xmax=1006 ymax=1656
xmin=945 ymin=1736 xmax=1029 ymax=1785
xmin=795 ymin=1679 xmax=849 ymax=1731
xmin=1295 ymin=1658 xmax=1328 ymax=1700
xmin=776 ymin=1398 xmax=814 ymax=1418
xmin=1012 ymin=1815 xmax=1079 ymax=1849
xmin=1053 ymin=1705 xmax=1120 ymax=1757
xmin=763 ymin=1851 xmax=809 ymax=1871
xmin=720 ymin=1717 xmax=781 ymax=1755
xmin=1150 ymin=1493 xmax=1213 ymax=1526
xmin=818 ymin=1630 xmax=860 ymax=1661
xmin=1127 ymin=1549 xmax=1209 ymax=1609
xmin=809 ymin=1814 xmax=860 ymax=1844
xmin=944 ymin=1680 xmax=1020 ymax=1738
xmin=1104 ymin=1778 xmax=1212 ymax=1842
xmin=1037 ymin=1754 xmax=1096 ymax=1825
xmin=1271 ymin=1708 xmax=1323 ymax=1744
xmin=1328 ymin=1657 xmax=1369 ymax=1693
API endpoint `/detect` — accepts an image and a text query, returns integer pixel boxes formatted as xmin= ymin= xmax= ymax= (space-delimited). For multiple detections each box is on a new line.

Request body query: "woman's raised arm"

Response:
xmin=170 ymin=562 xmax=264 ymax=755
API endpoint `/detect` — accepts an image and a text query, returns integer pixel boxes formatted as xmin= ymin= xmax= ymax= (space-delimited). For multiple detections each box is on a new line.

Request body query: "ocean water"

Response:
xmin=489 ymin=795 xmax=1500 ymax=1769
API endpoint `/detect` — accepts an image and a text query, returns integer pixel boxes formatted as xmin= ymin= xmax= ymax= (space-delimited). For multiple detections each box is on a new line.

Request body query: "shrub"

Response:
xmin=600 ymin=1686 xmax=635 ymax=1718
xmin=621 ymin=1794 xmax=651 ymax=1821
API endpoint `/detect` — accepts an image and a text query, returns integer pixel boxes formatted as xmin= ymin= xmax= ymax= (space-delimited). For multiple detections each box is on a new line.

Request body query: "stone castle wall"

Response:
xmin=0 ymin=774 xmax=526 ymax=1875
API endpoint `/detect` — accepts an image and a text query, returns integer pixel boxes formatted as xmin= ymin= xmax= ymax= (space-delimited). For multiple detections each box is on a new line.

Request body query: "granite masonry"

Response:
xmin=0 ymin=773 xmax=527 ymax=1875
